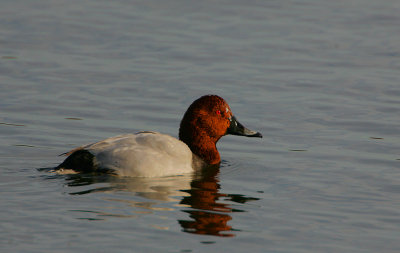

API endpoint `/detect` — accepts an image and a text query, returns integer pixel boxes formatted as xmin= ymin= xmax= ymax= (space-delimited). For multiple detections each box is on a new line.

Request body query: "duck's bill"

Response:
xmin=227 ymin=116 xmax=263 ymax=138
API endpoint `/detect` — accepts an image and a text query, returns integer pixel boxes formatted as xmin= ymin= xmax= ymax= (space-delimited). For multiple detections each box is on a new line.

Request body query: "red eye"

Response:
xmin=216 ymin=110 xmax=221 ymax=115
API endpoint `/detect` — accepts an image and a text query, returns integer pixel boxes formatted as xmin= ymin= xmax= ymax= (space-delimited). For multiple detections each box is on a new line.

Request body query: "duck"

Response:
xmin=56 ymin=95 xmax=262 ymax=177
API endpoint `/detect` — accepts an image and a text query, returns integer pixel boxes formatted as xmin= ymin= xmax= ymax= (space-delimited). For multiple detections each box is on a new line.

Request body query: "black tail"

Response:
xmin=56 ymin=149 xmax=97 ymax=173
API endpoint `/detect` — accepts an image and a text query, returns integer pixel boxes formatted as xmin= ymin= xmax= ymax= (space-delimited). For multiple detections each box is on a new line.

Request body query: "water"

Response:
xmin=1 ymin=0 xmax=400 ymax=252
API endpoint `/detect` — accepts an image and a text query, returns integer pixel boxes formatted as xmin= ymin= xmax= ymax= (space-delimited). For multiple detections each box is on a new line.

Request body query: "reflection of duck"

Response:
xmin=53 ymin=172 xmax=195 ymax=219
xmin=48 ymin=164 xmax=259 ymax=235
xmin=179 ymin=167 xmax=259 ymax=237
xmin=64 ymin=173 xmax=193 ymax=202
xmin=56 ymin=95 xmax=262 ymax=177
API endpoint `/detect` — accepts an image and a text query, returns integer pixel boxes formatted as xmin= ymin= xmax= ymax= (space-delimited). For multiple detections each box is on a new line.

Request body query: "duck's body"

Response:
xmin=60 ymin=132 xmax=196 ymax=177
xmin=56 ymin=95 xmax=262 ymax=177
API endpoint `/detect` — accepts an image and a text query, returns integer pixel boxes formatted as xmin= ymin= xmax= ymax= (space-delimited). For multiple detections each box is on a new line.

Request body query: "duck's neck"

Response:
xmin=180 ymin=133 xmax=221 ymax=165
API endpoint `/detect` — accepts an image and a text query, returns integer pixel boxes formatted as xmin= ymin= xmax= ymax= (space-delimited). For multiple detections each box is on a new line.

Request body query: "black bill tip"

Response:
xmin=227 ymin=115 xmax=263 ymax=138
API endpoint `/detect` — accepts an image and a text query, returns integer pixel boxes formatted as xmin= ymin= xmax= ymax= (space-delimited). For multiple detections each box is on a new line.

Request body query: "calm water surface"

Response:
xmin=1 ymin=0 xmax=400 ymax=252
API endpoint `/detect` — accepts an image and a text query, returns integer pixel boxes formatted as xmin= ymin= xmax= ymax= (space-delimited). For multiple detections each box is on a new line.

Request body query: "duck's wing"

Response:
xmin=89 ymin=132 xmax=194 ymax=177
xmin=58 ymin=132 xmax=151 ymax=156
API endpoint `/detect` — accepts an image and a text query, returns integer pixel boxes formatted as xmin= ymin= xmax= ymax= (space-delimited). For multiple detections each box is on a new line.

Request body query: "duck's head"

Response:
xmin=179 ymin=95 xmax=262 ymax=165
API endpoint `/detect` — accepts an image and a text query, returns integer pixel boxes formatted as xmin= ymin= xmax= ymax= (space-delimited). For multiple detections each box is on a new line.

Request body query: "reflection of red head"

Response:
xmin=179 ymin=168 xmax=235 ymax=237
xmin=179 ymin=210 xmax=234 ymax=237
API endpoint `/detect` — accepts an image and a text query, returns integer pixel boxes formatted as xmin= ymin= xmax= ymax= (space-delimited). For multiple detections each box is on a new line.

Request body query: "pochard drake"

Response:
xmin=56 ymin=95 xmax=262 ymax=177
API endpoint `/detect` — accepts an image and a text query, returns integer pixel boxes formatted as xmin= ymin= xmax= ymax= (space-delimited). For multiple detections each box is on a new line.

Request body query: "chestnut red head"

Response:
xmin=179 ymin=95 xmax=262 ymax=165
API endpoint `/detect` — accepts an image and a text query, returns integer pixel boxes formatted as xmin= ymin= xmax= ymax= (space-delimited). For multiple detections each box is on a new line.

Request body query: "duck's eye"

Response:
xmin=216 ymin=110 xmax=221 ymax=115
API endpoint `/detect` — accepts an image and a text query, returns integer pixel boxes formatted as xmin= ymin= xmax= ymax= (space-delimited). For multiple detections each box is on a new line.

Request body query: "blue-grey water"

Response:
xmin=1 ymin=0 xmax=400 ymax=252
